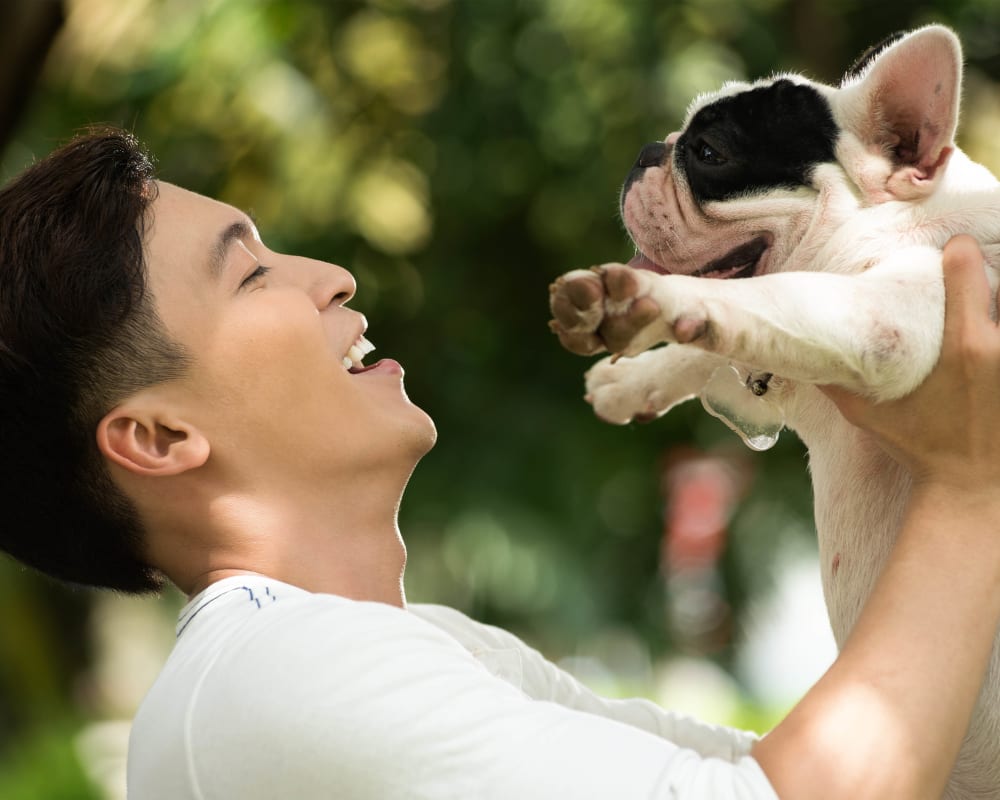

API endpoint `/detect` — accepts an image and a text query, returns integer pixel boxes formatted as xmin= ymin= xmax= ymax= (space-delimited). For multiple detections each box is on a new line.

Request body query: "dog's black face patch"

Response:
xmin=676 ymin=79 xmax=839 ymax=203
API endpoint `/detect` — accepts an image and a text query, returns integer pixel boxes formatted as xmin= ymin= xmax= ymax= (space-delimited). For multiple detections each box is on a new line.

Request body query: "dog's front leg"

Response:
xmin=585 ymin=346 xmax=726 ymax=424
xmin=550 ymin=247 xmax=946 ymax=399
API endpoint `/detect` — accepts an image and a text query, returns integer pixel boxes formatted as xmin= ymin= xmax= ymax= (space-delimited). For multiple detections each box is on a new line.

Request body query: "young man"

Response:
xmin=1 ymin=128 xmax=999 ymax=799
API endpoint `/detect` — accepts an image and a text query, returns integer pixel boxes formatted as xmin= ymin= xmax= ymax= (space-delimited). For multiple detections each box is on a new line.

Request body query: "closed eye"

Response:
xmin=240 ymin=264 xmax=271 ymax=289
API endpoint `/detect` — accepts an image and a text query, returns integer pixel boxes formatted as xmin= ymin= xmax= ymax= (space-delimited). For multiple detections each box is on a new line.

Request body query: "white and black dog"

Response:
xmin=549 ymin=25 xmax=1000 ymax=798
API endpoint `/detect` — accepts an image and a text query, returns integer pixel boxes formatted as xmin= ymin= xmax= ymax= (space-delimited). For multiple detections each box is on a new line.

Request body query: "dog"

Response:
xmin=548 ymin=25 xmax=1000 ymax=799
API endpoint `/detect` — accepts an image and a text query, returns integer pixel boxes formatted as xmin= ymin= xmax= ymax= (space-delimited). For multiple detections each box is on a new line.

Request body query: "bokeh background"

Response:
xmin=2 ymin=0 xmax=1000 ymax=796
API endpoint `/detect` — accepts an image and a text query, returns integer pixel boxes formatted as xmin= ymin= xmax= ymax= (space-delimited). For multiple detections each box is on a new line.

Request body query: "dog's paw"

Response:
xmin=548 ymin=269 xmax=608 ymax=355
xmin=549 ymin=264 xmax=682 ymax=356
xmin=585 ymin=354 xmax=673 ymax=424
xmin=584 ymin=346 xmax=722 ymax=425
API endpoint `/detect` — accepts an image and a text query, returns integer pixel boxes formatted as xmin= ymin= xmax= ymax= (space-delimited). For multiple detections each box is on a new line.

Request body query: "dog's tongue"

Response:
xmin=627 ymin=252 xmax=669 ymax=273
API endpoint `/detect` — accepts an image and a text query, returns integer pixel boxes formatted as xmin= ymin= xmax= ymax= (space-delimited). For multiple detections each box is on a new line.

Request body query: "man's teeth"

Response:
xmin=343 ymin=335 xmax=376 ymax=369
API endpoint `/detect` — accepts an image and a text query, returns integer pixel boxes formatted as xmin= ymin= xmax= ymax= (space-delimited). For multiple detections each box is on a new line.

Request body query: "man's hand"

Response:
xmin=822 ymin=234 xmax=1000 ymax=491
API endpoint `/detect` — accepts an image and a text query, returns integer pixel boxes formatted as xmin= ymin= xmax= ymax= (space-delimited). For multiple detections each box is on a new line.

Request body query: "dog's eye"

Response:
xmin=694 ymin=139 xmax=727 ymax=166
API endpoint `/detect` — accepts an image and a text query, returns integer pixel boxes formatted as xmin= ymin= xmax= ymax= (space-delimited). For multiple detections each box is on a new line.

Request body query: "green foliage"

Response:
xmin=9 ymin=0 xmax=998 ymax=647
xmin=0 ymin=717 xmax=101 ymax=800
xmin=3 ymin=8 xmax=1000 ymax=789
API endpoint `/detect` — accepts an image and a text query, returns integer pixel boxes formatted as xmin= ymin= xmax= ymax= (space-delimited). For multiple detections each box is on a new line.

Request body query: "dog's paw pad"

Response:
xmin=549 ymin=270 xmax=607 ymax=340
xmin=562 ymin=273 xmax=605 ymax=311
xmin=549 ymin=320 xmax=606 ymax=356
xmin=673 ymin=315 xmax=708 ymax=344
xmin=601 ymin=297 xmax=661 ymax=353
xmin=603 ymin=265 xmax=643 ymax=304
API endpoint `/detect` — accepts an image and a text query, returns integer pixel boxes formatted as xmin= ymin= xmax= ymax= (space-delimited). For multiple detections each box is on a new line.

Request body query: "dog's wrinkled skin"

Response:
xmin=549 ymin=26 xmax=1000 ymax=799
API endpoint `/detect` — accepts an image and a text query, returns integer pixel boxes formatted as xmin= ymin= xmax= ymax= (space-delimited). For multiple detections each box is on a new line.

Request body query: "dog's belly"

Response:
xmin=792 ymin=401 xmax=906 ymax=641
xmin=791 ymin=391 xmax=1000 ymax=799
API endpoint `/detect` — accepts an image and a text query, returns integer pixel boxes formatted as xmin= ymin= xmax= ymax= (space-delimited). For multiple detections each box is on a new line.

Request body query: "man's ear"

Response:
xmin=97 ymin=404 xmax=210 ymax=477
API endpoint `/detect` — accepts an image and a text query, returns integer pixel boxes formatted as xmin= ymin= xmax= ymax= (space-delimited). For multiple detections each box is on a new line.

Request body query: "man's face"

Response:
xmin=142 ymin=182 xmax=436 ymax=486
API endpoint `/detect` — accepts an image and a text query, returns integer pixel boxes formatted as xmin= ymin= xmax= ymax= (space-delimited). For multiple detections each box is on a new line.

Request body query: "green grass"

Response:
xmin=0 ymin=719 xmax=102 ymax=800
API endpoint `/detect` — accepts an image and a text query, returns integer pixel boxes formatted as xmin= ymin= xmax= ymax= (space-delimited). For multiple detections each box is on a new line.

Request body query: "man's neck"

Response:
xmin=155 ymin=472 xmax=410 ymax=607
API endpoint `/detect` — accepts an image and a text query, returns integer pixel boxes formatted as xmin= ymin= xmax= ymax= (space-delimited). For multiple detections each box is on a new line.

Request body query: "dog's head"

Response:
xmin=621 ymin=25 xmax=963 ymax=277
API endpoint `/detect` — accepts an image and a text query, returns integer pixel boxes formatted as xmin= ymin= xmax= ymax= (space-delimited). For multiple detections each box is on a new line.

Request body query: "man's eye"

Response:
xmin=694 ymin=139 xmax=727 ymax=165
xmin=240 ymin=264 xmax=271 ymax=288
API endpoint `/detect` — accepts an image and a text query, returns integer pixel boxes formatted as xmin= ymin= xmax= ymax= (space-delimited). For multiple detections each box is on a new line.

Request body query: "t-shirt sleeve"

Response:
xmin=185 ymin=598 xmax=777 ymax=800
xmin=411 ymin=603 xmax=761 ymax=762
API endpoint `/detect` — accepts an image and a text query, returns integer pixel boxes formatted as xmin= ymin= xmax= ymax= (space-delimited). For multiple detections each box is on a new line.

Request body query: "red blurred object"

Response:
xmin=660 ymin=447 xmax=752 ymax=652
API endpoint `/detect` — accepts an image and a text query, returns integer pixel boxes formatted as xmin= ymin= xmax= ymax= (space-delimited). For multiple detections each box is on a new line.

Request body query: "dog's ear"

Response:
xmin=833 ymin=25 xmax=962 ymax=203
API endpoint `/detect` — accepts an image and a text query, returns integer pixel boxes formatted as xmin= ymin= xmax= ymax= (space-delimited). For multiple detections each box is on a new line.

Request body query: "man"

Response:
xmin=2 ymin=128 xmax=999 ymax=799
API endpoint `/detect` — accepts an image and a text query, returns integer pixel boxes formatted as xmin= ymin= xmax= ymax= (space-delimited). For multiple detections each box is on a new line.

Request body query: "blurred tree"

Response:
xmin=3 ymin=2 xmax=1000 ymax=793
xmin=7 ymin=0 xmax=1000 ymax=665
xmin=0 ymin=0 xmax=64 ymax=149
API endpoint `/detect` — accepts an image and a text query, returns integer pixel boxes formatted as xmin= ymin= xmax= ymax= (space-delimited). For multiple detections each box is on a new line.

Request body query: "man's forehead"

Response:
xmin=149 ymin=182 xmax=259 ymax=250
xmin=154 ymin=181 xmax=254 ymax=225
xmin=145 ymin=182 xmax=260 ymax=285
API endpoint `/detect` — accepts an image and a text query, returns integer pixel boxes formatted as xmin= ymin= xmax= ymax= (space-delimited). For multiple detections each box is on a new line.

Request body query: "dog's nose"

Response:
xmin=635 ymin=141 xmax=668 ymax=169
xmin=621 ymin=140 xmax=672 ymax=212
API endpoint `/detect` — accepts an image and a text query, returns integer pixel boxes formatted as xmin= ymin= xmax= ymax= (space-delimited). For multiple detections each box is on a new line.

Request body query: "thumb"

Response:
xmin=817 ymin=382 xmax=868 ymax=425
xmin=940 ymin=235 xmax=990 ymax=341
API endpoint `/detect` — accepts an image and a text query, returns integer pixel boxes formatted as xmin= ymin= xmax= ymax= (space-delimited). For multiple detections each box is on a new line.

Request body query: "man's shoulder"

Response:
xmin=133 ymin=583 xmax=483 ymax=747
xmin=177 ymin=578 xmax=480 ymax=667
xmin=129 ymin=589 xmax=493 ymax=797
xmin=409 ymin=602 xmax=522 ymax=648
xmin=179 ymin=575 xmax=402 ymax=637
xmin=187 ymin=578 xmax=518 ymax=656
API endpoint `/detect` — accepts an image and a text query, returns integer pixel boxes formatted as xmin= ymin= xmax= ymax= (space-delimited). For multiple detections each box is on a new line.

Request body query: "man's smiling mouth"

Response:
xmin=343 ymin=335 xmax=376 ymax=371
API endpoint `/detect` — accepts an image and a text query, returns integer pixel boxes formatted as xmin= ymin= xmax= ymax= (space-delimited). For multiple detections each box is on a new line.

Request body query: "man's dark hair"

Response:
xmin=0 ymin=127 xmax=188 ymax=592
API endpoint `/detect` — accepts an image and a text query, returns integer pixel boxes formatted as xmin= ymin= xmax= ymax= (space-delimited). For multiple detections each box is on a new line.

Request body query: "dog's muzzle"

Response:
xmin=622 ymin=141 xmax=672 ymax=210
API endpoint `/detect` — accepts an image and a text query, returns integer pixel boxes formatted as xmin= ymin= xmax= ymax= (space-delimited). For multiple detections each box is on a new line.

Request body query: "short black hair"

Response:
xmin=0 ymin=127 xmax=188 ymax=592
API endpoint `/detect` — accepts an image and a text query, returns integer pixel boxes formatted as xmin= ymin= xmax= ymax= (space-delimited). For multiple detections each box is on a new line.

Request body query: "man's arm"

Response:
xmin=753 ymin=235 xmax=1000 ymax=800
xmin=186 ymin=596 xmax=779 ymax=799
xmin=412 ymin=602 xmax=759 ymax=761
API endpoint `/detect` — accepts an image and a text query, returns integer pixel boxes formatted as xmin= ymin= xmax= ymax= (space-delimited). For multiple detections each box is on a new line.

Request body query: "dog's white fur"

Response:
xmin=552 ymin=26 xmax=1000 ymax=799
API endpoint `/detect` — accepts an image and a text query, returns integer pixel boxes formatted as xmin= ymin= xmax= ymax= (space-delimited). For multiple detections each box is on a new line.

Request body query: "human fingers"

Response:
xmin=900 ymin=235 xmax=1000 ymax=485
xmin=939 ymin=234 xmax=991 ymax=348
xmin=818 ymin=236 xmax=992 ymax=467
xmin=817 ymin=383 xmax=865 ymax=426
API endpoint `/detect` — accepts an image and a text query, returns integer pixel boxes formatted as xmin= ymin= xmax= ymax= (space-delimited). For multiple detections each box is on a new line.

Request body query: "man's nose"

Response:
xmin=302 ymin=260 xmax=356 ymax=309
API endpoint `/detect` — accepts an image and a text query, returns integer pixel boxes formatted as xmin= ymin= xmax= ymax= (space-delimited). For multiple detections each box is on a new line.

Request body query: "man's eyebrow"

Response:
xmin=208 ymin=219 xmax=256 ymax=281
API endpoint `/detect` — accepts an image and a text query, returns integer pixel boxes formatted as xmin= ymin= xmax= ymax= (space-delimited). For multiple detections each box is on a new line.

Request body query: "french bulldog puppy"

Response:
xmin=549 ymin=25 xmax=1000 ymax=799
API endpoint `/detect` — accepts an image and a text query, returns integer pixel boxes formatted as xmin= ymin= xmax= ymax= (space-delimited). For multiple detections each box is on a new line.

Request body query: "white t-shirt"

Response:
xmin=127 ymin=575 xmax=778 ymax=799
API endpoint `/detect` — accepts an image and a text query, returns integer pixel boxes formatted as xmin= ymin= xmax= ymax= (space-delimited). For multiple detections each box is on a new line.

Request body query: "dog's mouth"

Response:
xmin=628 ymin=234 xmax=772 ymax=280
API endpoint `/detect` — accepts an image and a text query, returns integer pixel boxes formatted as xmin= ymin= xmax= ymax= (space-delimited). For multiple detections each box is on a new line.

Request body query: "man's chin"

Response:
xmin=403 ymin=406 xmax=438 ymax=459
xmin=417 ymin=416 xmax=438 ymax=457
